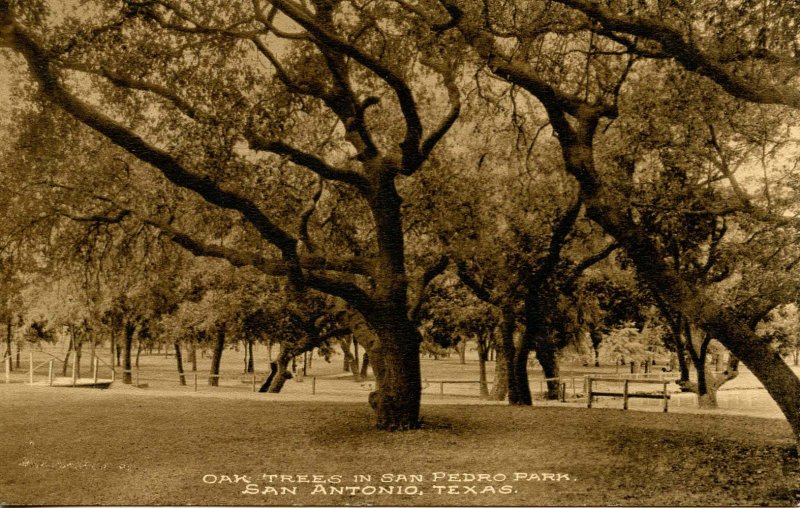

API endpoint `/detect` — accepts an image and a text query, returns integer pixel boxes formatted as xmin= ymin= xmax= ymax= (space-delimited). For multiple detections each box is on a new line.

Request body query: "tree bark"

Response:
xmin=123 ymin=322 xmax=134 ymax=384
xmin=366 ymin=314 xmax=422 ymax=430
xmin=590 ymin=328 xmax=602 ymax=367
xmin=247 ymin=339 xmax=254 ymax=374
xmin=62 ymin=334 xmax=73 ymax=377
xmin=109 ymin=329 xmax=116 ymax=371
xmin=115 ymin=331 xmax=122 ymax=367
xmin=360 ymin=351 xmax=369 ymax=379
xmin=135 ymin=338 xmax=141 ymax=368
xmin=534 ymin=339 xmax=561 ymax=400
xmin=175 ymin=342 xmax=186 ymax=386
xmin=74 ymin=339 xmax=83 ymax=379
xmin=457 ymin=338 xmax=467 ymax=364
xmin=500 ymin=307 xmax=526 ymax=404
xmin=340 ymin=337 xmax=355 ymax=373
xmin=189 ymin=340 xmax=197 ymax=371
xmin=267 ymin=343 xmax=293 ymax=393
xmin=511 ymin=345 xmax=533 ymax=405
xmin=4 ymin=318 xmax=12 ymax=372
xmin=209 ymin=328 xmax=225 ymax=387
xmin=477 ymin=336 xmax=489 ymax=398
xmin=489 ymin=344 xmax=508 ymax=401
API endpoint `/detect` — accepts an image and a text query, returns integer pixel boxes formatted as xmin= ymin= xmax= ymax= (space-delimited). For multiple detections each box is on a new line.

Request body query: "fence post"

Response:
xmin=663 ymin=382 xmax=669 ymax=413
xmin=587 ymin=378 xmax=593 ymax=408
xmin=48 ymin=359 xmax=54 ymax=386
xmin=560 ymin=382 xmax=566 ymax=402
xmin=194 ymin=372 xmax=198 ymax=392
xmin=29 ymin=353 xmax=34 ymax=384
xmin=93 ymin=357 xmax=98 ymax=385
xmin=623 ymin=379 xmax=629 ymax=410
xmin=440 ymin=381 xmax=444 ymax=396
xmin=111 ymin=368 xmax=116 ymax=383
xmin=312 ymin=376 xmax=316 ymax=395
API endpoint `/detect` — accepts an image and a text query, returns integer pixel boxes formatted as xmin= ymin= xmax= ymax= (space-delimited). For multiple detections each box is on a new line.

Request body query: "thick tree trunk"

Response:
xmin=500 ymin=308 xmax=526 ymax=404
xmin=681 ymin=356 xmax=739 ymax=409
xmin=366 ymin=316 xmax=422 ymax=430
xmin=534 ymin=339 xmax=561 ymax=400
xmin=511 ymin=345 xmax=533 ymax=405
xmin=360 ymin=351 xmax=369 ymax=379
xmin=673 ymin=329 xmax=691 ymax=384
xmin=490 ymin=345 xmax=508 ymax=401
xmin=267 ymin=344 xmax=293 ymax=393
xmin=175 ymin=342 xmax=186 ymax=386
xmin=477 ymin=337 xmax=489 ymax=399
xmin=209 ymin=328 xmax=225 ymax=387
xmin=341 ymin=337 xmax=355 ymax=373
xmin=259 ymin=362 xmax=278 ymax=392
xmin=123 ymin=322 xmax=134 ymax=384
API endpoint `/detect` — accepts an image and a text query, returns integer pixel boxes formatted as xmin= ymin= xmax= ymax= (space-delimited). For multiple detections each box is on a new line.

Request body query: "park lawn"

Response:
xmin=1 ymin=386 xmax=798 ymax=506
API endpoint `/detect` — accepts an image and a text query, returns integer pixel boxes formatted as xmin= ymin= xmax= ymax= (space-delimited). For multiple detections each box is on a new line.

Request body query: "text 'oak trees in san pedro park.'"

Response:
xmin=1 ymin=0 xmax=800 ymax=443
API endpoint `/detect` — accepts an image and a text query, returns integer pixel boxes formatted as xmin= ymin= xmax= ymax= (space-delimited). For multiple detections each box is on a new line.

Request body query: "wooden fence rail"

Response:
xmin=587 ymin=377 xmax=671 ymax=412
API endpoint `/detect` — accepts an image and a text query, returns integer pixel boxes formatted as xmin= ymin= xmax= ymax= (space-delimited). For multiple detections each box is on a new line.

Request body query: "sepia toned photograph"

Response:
xmin=1 ymin=0 xmax=800 ymax=505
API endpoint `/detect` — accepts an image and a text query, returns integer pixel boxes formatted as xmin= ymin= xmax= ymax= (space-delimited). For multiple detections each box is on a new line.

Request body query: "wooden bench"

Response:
xmin=587 ymin=377 xmax=672 ymax=412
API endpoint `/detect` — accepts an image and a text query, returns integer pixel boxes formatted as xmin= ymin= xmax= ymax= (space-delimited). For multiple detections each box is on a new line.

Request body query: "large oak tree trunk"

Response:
xmin=367 ymin=315 xmax=422 ymax=430
xmin=209 ymin=328 xmax=225 ymax=387
xmin=500 ymin=308 xmax=526 ymax=404
xmin=490 ymin=345 xmax=509 ymax=401
xmin=477 ymin=337 xmax=489 ymax=399
xmin=511 ymin=345 xmax=533 ymax=405
xmin=360 ymin=351 xmax=370 ymax=379
xmin=534 ymin=339 xmax=561 ymax=400
xmin=267 ymin=344 xmax=293 ymax=393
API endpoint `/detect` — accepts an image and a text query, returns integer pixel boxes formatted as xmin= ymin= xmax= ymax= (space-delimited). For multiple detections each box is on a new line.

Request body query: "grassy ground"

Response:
xmin=1 ymin=385 xmax=798 ymax=506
